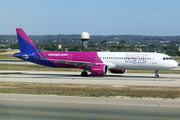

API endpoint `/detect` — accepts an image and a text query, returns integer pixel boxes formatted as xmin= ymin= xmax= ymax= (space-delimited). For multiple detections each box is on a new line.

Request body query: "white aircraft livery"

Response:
xmin=14 ymin=28 xmax=178 ymax=77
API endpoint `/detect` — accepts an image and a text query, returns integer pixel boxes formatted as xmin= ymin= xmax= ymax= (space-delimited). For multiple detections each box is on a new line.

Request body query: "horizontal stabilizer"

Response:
xmin=13 ymin=53 xmax=28 ymax=59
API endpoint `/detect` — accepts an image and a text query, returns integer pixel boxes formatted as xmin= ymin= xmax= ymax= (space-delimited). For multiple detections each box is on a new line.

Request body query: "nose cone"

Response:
xmin=172 ymin=61 xmax=178 ymax=68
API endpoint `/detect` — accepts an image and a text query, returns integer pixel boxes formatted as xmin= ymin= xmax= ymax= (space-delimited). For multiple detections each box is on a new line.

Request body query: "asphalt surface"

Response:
xmin=0 ymin=94 xmax=180 ymax=120
xmin=0 ymin=71 xmax=180 ymax=87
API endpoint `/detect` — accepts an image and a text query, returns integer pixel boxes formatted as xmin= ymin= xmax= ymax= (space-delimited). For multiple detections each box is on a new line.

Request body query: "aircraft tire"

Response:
xmin=155 ymin=75 xmax=159 ymax=78
xmin=81 ymin=72 xmax=88 ymax=77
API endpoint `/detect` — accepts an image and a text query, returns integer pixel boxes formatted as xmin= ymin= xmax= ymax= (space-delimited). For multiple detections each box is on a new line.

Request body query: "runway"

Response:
xmin=0 ymin=70 xmax=180 ymax=87
xmin=0 ymin=94 xmax=180 ymax=120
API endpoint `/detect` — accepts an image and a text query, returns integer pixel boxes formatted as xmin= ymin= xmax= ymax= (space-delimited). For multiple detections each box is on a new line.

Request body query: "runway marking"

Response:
xmin=1 ymin=109 xmax=179 ymax=120
xmin=0 ymin=98 xmax=180 ymax=108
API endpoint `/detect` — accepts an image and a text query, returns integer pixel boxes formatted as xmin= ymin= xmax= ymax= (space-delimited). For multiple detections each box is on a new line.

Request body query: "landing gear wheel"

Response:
xmin=155 ymin=75 xmax=159 ymax=78
xmin=81 ymin=72 xmax=88 ymax=77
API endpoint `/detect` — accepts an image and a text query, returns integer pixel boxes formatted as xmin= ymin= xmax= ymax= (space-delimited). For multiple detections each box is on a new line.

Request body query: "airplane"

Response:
xmin=13 ymin=28 xmax=178 ymax=77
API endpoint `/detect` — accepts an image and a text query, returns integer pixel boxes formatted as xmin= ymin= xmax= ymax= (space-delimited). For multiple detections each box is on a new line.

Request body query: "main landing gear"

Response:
xmin=81 ymin=67 xmax=88 ymax=77
xmin=81 ymin=72 xmax=88 ymax=77
xmin=155 ymin=70 xmax=159 ymax=78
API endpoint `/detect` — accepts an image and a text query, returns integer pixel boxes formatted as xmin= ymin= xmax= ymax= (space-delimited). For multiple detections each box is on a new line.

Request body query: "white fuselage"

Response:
xmin=97 ymin=52 xmax=178 ymax=70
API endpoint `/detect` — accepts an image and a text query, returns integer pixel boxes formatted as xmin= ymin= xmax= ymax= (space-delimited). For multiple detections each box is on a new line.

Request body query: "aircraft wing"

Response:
xmin=34 ymin=48 xmax=96 ymax=66
xmin=49 ymin=59 xmax=95 ymax=66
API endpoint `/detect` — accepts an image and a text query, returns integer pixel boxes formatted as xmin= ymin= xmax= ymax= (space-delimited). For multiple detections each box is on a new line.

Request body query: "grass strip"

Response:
xmin=0 ymin=82 xmax=180 ymax=99
xmin=0 ymin=54 xmax=18 ymax=59
xmin=171 ymin=56 xmax=180 ymax=61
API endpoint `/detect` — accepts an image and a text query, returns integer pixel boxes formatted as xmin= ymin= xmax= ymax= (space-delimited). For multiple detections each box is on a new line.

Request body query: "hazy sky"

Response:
xmin=1 ymin=0 xmax=180 ymax=36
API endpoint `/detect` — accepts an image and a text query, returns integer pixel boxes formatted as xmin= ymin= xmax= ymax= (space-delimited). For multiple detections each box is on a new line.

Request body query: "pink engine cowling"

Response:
xmin=90 ymin=64 xmax=108 ymax=76
xmin=109 ymin=69 xmax=127 ymax=74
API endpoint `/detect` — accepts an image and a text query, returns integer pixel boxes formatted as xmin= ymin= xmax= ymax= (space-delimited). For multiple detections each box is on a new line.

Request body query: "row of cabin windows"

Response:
xmin=73 ymin=57 xmax=98 ymax=59
xmin=46 ymin=56 xmax=151 ymax=60
xmin=163 ymin=57 xmax=172 ymax=60
xmin=102 ymin=57 xmax=151 ymax=60
xmin=47 ymin=56 xmax=66 ymax=58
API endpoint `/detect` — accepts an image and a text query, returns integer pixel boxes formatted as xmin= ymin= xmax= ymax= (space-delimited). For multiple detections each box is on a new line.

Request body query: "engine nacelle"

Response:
xmin=110 ymin=69 xmax=127 ymax=74
xmin=90 ymin=64 xmax=108 ymax=76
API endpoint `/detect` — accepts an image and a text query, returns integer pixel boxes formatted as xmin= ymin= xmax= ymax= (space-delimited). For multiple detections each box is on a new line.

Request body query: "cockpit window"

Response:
xmin=163 ymin=57 xmax=172 ymax=60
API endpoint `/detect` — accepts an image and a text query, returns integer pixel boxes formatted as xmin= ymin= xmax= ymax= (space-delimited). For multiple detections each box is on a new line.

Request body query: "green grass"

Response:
xmin=0 ymin=82 xmax=179 ymax=99
xmin=0 ymin=54 xmax=18 ymax=59
xmin=171 ymin=56 xmax=180 ymax=61
xmin=0 ymin=49 xmax=7 ymax=53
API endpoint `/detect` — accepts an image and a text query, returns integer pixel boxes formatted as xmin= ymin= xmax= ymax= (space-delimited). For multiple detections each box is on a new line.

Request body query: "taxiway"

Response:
xmin=0 ymin=70 xmax=180 ymax=87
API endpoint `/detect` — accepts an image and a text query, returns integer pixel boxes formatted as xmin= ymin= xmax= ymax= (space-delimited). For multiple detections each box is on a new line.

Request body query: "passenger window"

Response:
xmin=163 ymin=57 xmax=165 ymax=60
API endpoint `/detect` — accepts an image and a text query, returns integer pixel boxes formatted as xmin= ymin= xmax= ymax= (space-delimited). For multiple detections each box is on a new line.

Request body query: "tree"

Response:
xmin=73 ymin=46 xmax=80 ymax=51
xmin=10 ymin=42 xmax=19 ymax=49
xmin=50 ymin=44 xmax=57 ymax=51
xmin=42 ymin=43 xmax=50 ymax=50
xmin=129 ymin=44 xmax=135 ymax=51
xmin=166 ymin=49 xmax=175 ymax=56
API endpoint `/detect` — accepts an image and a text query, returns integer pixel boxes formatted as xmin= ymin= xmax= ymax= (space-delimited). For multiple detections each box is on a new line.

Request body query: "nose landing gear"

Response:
xmin=155 ymin=70 xmax=159 ymax=78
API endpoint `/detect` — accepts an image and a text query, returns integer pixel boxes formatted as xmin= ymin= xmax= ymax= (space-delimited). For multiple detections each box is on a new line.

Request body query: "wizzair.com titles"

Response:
xmin=48 ymin=53 xmax=68 ymax=56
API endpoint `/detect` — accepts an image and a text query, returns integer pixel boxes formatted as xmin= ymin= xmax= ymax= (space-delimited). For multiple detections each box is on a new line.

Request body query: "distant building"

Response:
xmin=106 ymin=41 xmax=119 ymax=44
xmin=0 ymin=44 xmax=6 ymax=47
xmin=160 ymin=41 xmax=164 ymax=43
xmin=114 ymin=37 xmax=119 ymax=40
xmin=58 ymin=44 xmax=62 ymax=50
xmin=136 ymin=48 xmax=142 ymax=52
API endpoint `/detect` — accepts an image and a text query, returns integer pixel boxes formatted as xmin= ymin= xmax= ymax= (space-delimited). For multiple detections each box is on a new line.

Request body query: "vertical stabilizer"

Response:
xmin=16 ymin=28 xmax=36 ymax=52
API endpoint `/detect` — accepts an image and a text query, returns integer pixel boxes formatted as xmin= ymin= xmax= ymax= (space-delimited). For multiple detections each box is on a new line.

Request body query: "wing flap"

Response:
xmin=55 ymin=60 xmax=95 ymax=66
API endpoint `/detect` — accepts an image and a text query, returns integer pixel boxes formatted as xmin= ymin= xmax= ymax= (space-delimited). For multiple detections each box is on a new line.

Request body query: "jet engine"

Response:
xmin=90 ymin=64 xmax=108 ymax=76
xmin=109 ymin=69 xmax=127 ymax=74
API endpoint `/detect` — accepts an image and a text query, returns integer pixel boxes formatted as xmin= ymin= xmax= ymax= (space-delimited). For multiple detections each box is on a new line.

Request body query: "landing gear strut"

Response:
xmin=81 ymin=67 xmax=88 ymax=77
xmin=155 ymin=70 xmax=159 ymax=78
